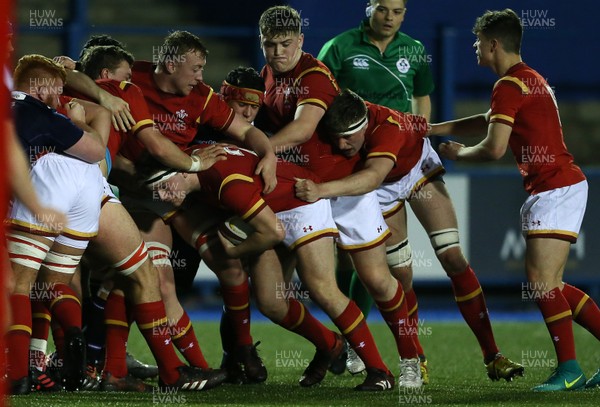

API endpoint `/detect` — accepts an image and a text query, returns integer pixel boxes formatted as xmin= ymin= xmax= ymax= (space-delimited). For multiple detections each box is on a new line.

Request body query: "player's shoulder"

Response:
xmin=296 ymin=53 xmax=335 ymax=78
xmin=132 ymin=60 xmax=154 ymax=73
xmin=11 ymin=91 xmax=52 ymax=114
xmin=131 ymin=61 xmax=154 ymax=86
xmin=493 ymin=63 xmax=536 ymax=94
xmin=298 ymin=52 xmax=321 ymax=68
xmin=192 ymin=82 xmax=214 ymax=98
xmin=96 ymin=78 xmax=137 ymax=93
xmin=366 ymin=101 xmax=392 ymax=120
xmin=119 ymin=80 xmax=143 ymax=95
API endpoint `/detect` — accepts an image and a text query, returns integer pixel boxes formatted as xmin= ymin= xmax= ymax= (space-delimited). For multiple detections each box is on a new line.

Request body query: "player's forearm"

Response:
xmin=65 ymin=70 xmax=104 ymax=102
xmin=243 ymin=127 xmax=277 ymax=160
xmin=429 ymin=113 xmax=488 ymax=137
xmin=71 ymin=119 xmax=107 ymax=156
xmin=456 ymin=144 xmax=501 ymax=162
xmin=319 ymin=170 xmax=382 ymax=198
xmin=227 ymin=230 xmax=282 ymax=258
xmin=86 ymin=104 xmax=111 ymax=147
xmin=412 ymin=96 xmax=432 ymax=121
xmin=269 ymin=120 xmax=313 ymax=150
xmin=141 ymin=129 xmax=194 ymax=171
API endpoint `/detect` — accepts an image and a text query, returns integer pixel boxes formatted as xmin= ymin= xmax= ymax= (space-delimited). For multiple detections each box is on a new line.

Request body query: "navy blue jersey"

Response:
xmin=11 ymin=91 xmax=83 ymax=163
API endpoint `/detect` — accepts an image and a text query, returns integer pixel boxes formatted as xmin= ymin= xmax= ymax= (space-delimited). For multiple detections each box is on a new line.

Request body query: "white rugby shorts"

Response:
xmin=377 ymin=138 xmax=445 ymax=217
xmin=9 ymin=153 xmax=103 ymax=249
xmin=330 ymin=191 xmax=390 ymax=252
xmin=277 ymin=199 xmax=338 ymax=250
xmin=520 ymin=180 xmax=587 ymax=243
xmin=101 ymin=177 xmax=121 ymax=206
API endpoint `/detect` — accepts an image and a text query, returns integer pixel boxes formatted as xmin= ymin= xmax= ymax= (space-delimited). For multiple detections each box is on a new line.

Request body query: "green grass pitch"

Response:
xmin=8 ymin=320 xmax=600 ymax=406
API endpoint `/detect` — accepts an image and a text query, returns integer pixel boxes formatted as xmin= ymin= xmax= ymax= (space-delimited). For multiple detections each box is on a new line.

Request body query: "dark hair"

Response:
xmin=369 ymin=0 xmax=408 ymax=6
xmin=473 ymin=9 xmax=522 ymax=54
xmin=321 ymin=89 xmax=367 ymax=135
xmin=79 ymin=34 xmax=126 ymax=59
xmin=79 ymin=45 xmax=134 ymax=79
xmin=157 ymin=30 xmax=208 ymax=69
xmin=226 ymin=66 xmax=265 ymax=92
xmin=259 ymin=6 xmax=302 ymax=38
xmin=135 ymin=152 xmax=171 ymax=189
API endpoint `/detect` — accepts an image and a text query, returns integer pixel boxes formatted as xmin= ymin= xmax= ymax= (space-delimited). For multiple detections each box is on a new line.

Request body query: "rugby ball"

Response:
xmin=219 ymin=216 xmax=255 ymax=245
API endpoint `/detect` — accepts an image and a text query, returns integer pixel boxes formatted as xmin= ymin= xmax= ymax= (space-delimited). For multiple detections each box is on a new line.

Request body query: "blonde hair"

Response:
xmin=13 ymin=54 xmax=67 ymax=89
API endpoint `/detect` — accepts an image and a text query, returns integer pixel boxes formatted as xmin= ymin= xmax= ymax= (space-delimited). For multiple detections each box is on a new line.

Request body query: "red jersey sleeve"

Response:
xmin=489 ymin=78 xmax=527 ymax=127
xmin=197 ymin=87 xmax=235 ymax=133
xmin=364 ymin=108 xmax=426 ymax=180
xmin=365 ymin=121 xmax=402 ymax=164
xmin=95 ymin=79 xmax=154 ymax=159
xmin=219 ymin=174 xmax=267 ymax=221
xmin=117 ymin=81 xmax=154 ymax=137
xmin=295 ymin=68 xmax=339 ymax=110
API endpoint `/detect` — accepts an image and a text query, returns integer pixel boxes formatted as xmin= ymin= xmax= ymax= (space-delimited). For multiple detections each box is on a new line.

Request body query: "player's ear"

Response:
xmin=100 ymin=68 xmax=110 ymax=79
xmin=490 ymin=38 xmax=499 ymax=53
xmin=365 ymin=2 xmax=374 ymax=18
xmin=35 ymin=85 xmax=49 ymax=101
xmin=165 ymin=59 xmax=177 ymax=74
xmin=298 ymin=33 xmax=304 ymax=49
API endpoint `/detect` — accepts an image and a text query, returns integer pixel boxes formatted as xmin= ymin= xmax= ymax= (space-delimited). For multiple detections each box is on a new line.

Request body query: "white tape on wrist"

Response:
xmin=189 ymin=155 xmax=202 ymax=172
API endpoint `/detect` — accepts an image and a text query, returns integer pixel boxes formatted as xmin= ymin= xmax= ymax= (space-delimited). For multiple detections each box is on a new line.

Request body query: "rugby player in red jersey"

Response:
xmin=256 ymin=5 xmax=415 ymax=389
xmin=146 ymin=144 xmax=393 ymax=390
xmin=296 ymin=88 xmax=525 ymax=383
xmin=429 ymin=9 xmax=600 ymax=391
xmin=59 ymin=44 xmax=226 ymax=390
xmin=118 ymin=32 xmax=275 ymax=383
xmin=16 ymin=54 xmax=227 ymax=393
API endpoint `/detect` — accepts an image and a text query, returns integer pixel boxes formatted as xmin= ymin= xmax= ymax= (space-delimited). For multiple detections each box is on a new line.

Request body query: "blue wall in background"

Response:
xmin=287 ymin=0 xmax=598 ymax=100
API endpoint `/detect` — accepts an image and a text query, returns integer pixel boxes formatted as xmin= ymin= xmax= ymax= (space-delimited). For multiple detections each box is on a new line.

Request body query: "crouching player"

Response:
xmin=145 ymin=145 xmax=397 ymax=391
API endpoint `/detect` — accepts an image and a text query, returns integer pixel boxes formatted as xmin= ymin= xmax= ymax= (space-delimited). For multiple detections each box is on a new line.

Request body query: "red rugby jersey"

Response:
xmin=59 ymin=94 xmax=120 ymax=158
xmin=63 ymin=79 xmax=153 ymax=161
xmin=362 ymin=102 xmax=429 ymax=183
xmin=257 ymin=52 xmax=357 ymax=182
xmin=127 ymin=60 xmax=235 ymax=161
xmin=489 ymin=62 xmax=585 ymax=194
xmin=96 ymin=79 xmax=154 ymax=160
xmin=193 ymin=145 xmax=320 ymax=220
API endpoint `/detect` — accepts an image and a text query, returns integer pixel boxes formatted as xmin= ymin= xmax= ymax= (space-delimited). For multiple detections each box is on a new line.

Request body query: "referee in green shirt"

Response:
xmin=318 ymin=0 xmax=434 ymax=116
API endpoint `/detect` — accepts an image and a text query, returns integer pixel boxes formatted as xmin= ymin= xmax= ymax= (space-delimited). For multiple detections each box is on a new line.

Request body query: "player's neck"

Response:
xmin=366 ymin=29 xmax=394 ymax=54
xmin=493 ymin=54 xmax=522 ymax=77
xmin=152 ymin=68 xmax=178 ymax=95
